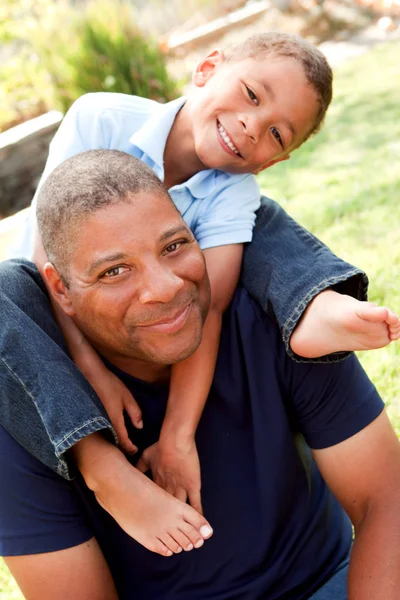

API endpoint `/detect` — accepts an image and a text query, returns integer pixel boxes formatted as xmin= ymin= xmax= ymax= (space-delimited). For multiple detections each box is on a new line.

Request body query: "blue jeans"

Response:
xmin=0 ymin=196 xmax=367 ymax=478
xmin=308 ymin=553 xmax=349 ymax=599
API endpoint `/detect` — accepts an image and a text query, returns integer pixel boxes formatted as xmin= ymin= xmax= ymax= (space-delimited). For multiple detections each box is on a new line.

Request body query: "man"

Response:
xmin=1 ymin=150 xmax=400 ymax=599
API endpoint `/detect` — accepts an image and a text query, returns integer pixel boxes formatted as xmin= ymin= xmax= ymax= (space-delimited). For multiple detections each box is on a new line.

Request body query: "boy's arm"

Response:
xmin=153 ymin=244 xmax=243 ymax=512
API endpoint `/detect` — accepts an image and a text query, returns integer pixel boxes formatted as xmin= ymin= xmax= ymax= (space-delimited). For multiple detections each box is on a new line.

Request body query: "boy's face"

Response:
xmin=187 ymin=51 xmax=320 ymax=174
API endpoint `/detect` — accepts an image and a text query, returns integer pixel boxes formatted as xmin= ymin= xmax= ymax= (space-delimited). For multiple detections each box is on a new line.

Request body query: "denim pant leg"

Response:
xmin=241 ymin=196 xmax=369 ymax=362
xmin=0 ymin=259 xmax=114 ymax=479
xmin=308 ymin=554 xmax=350 ymax=599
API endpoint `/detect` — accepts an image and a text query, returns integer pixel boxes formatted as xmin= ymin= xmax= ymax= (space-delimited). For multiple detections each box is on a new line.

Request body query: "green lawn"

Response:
xmin=0 ymin=559 xmax=21 ymax=599
xmin=1 ymin=39 xmax=400 ymax=596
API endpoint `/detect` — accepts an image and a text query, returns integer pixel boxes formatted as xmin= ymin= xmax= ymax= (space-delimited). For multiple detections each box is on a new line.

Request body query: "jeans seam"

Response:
xmin=282 ymin=268 xmax=368 ymax=364
xmin=0 ymin=354 xmax=69 ymax=478
xmin=0 ymin=354 xmax=116 ymax=479
xmin=55 ymin=418 xmax=117 ymax=455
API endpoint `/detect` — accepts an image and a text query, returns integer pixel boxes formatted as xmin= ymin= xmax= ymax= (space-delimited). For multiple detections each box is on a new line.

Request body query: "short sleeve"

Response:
xmin=193 ymin=174 xmax=261 ymax=250
xmin=0 ymin=425 xmax=93 ymax=557
xmin=285 ymin=352 xmax=384 ymax=449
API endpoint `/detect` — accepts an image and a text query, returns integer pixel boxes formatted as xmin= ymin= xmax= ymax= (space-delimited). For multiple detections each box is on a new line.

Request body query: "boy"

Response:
xmin=6 ymin=32 xmax=400 ymax=555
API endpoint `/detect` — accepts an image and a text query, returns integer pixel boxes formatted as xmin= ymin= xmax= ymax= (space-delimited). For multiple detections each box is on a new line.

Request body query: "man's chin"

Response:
xmin=150 ymin=331 xmax=202 ymax=365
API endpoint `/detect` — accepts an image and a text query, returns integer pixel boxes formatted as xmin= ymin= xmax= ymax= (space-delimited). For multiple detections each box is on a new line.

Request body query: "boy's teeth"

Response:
xmin=218 ymin=123 xmax=239 ymax=154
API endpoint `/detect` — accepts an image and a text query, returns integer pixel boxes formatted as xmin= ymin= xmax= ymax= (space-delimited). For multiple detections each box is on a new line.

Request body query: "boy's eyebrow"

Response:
xmin=284 ymin=118 xmax=296 ymax=139
xmin=86 ymin=252 xmax=129 ymax=276
xmin=262 ymin=82 xmax=296 ymax=140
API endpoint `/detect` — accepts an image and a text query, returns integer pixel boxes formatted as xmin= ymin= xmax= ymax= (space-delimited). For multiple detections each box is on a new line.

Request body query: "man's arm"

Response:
xmin=313 ymin=411 xmax=400 ymax=599
xmin=5 ymin=538 xmax=118 ymax=600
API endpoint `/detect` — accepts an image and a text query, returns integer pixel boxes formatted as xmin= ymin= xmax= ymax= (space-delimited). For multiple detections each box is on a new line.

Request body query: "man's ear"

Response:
xmin=43 ymin=263 xmax=75 ymax=317
xmin=253 ymin=154 xmax=290 ymax=175
xmin=192 ymin=48 xmax=224 ymax=88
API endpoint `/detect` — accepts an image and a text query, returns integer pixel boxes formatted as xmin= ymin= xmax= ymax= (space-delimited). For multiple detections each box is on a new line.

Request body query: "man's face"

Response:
xmin=187 ymin=53 xmax=320 ymax=174
xmin=57 ymin=192 xmax=210 ymax=367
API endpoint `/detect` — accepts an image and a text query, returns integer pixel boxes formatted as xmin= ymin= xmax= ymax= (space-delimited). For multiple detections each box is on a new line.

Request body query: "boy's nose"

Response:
xmin=239 ymin=114 xmax=259 ymax=144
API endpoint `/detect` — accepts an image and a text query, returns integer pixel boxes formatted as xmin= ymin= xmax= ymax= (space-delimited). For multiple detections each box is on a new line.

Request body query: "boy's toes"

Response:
xmin=386 ymin=309 xmax=400 ymax=326
xmin=178 ymin=521 xmax=207 ymax=549
xmin=152 ymin=538 xmax=173 ymax=557
xmin=183 ymin=506 xmax=213 ymax=539
xmin=358 ymin=304 xmax=389 ymax=323
xmin=160 ymin=533 xmax=183 ymax=554
xmin=389 ymin=327 xmax=400 ymax=341
xmin=168 ymin=528 xmax=195 ymax=552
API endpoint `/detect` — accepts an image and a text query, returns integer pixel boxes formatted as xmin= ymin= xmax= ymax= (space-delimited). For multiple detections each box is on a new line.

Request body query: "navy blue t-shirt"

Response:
xmin=0 ymin=288 xmax=384 ymax=599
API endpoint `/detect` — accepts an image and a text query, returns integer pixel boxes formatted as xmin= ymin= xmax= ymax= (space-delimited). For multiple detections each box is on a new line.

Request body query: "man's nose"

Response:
xmin=138 ymin=263 xmax=184 ymax=304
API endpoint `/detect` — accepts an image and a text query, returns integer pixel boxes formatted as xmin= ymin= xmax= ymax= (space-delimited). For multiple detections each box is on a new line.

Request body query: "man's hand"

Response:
xmin=136 ymin=438 xmax=203 ymax=515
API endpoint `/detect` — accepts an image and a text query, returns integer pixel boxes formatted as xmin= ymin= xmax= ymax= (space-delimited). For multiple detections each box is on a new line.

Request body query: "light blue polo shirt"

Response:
xmin=12 ymin=93 xmax=261 ymax=258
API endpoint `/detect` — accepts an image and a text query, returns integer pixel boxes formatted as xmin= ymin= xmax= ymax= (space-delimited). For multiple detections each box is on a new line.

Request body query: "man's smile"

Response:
xmin=137 ymin=302 xmax=193 ymax=334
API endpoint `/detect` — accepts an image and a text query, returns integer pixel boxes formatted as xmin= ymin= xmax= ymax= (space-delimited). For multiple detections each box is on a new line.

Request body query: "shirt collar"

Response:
xmin=129 ymin=95 xmax=218 ymax=199
xmin=129 ymin=96 xmax=187 ymax=171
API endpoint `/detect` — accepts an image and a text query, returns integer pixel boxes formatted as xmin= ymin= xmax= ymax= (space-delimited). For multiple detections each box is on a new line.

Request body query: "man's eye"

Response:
xmin=271 ymin=127 xmax=283 ymax=148
xmin=165 ymin=241 xmax=183 ymax=254
xmin=246 ymin=86 xmax=258 ymax=105
xmin=102 ymin=266 xmax=128 ymax=278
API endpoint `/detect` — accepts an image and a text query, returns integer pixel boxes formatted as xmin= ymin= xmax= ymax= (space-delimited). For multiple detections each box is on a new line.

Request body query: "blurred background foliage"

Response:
xmin=0 ymin=0 xmax=180 ymax=132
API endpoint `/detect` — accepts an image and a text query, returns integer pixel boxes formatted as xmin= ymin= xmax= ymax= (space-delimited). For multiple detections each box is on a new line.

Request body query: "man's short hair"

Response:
xmin=36 ymin=149 xmax=171 ymax=282
xmin=224 ymin=31 xmax=333 ymax=140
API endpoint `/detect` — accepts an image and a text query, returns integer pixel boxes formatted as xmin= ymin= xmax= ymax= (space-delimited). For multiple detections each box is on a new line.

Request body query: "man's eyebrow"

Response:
xmin=159 ymin=225 xmax=192 ymax=243
xmin=86 ymin=252 xmax=129 ymax=276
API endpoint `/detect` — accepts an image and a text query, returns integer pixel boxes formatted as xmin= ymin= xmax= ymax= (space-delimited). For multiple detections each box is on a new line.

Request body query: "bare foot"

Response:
xmin=74 ymin=434 xmax=213 ymax=557
xmin=290 ymin=290 xmax=400 ymax=358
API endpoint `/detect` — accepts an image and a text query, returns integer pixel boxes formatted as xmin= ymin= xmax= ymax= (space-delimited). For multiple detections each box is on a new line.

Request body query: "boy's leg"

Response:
xmin=241 ymin=196 xmax=368 ymax=362
xmin=0 ymin=258 xmax=113 ymax=479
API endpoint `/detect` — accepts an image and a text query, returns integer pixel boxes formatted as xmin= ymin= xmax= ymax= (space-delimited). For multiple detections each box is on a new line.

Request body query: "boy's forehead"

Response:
xmin=221 ymin=54 xmax=302 ymax=79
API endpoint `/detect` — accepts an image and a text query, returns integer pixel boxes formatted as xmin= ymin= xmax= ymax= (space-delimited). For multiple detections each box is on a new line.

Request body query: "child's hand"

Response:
xmin=136 ymin=438 xmax=203 ymax=515
xmin=95 ymin=368 xmax=143 ymax=455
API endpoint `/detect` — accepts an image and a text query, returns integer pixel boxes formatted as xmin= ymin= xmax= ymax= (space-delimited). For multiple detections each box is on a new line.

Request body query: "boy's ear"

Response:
xmin=192 ymin=48 xmax=225 ymax=88
xmin=43 ymin=263 xmax=75 ymax=317
xmin=253 ymin=154 xmax=290 ymax=175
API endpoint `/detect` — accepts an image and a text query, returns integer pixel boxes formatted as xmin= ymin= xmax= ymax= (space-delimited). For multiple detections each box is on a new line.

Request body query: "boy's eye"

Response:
xmin=271 ymin=127 xmax=283 ymax=148
xmin=246 ymin=86 xmax=258 ymax=105
xmin=101 ymin=266 xmax=129 ymax=278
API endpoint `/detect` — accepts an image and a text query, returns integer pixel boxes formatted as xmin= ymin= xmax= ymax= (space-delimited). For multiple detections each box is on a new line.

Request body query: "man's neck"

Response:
xmin=99 ymin=348 xmax=170 ymax=385
xmin=163 ymin=102 xmax=205 ymax=189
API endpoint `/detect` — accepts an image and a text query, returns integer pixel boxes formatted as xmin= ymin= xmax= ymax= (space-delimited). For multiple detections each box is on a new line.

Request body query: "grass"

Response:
xmin=1 ymin=39 xmax=400 ymax=596
xmin=0 ymin=559 xmax=21 ymax=599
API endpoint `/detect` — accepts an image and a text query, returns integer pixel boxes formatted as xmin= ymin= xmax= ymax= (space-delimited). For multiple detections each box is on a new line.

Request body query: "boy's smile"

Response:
xmin=180 ymin=52 xmax=321 ymax=176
